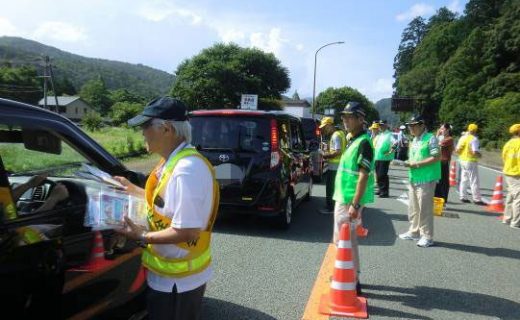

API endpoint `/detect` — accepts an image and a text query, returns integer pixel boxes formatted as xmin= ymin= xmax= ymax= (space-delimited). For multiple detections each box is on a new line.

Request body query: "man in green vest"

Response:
xmin=333 ymin=101 xmax=374 ymax=290
xmin=319 ymin=116 xmax=347 ymax=214
xmin=374 ymin=120 xmax=396 ymax=198
xmin=399 ymin=115 xmax=441 ymax=248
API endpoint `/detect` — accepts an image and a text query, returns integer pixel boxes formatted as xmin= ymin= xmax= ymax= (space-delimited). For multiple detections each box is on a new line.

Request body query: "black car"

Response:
xmin=300 ymin=117 xmax=325 ymax=182
xmin=0 ymin=98 xmax=146 ymax=319
xmin=190 ymin=110 xmax=312 ymax=228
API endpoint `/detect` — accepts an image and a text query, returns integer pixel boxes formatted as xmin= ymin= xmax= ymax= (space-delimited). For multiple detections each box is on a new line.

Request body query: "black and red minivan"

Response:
xmin=190 ymin=110 xmax=313 ymax=228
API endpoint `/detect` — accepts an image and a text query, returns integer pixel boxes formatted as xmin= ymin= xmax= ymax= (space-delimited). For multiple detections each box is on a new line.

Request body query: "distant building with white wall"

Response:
xmin=281 ymin=91 xmax=312 ymax=118
xmin=38 ymin=96 xmax=95 ymax=121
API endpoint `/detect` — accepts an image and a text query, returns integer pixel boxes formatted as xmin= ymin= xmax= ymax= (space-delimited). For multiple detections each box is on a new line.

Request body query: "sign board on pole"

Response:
xmin=240 ymin=94 xmax=258 ymax=110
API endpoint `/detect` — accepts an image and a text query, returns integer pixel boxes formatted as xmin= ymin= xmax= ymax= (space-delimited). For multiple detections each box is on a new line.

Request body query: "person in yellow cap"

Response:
xmin=502 ymin=123 xmax=520 ymax=229
xmin=319 ymin=116 xmax=347 ymax=214
xmin=455 ymin=123 xmax=485 ymax=205
xmin=369 ymin=123 xmax=380 ymax=144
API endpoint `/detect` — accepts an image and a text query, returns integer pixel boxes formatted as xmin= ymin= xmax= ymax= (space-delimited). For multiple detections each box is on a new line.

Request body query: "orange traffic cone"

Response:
xmin=70 ymin=231 xmax=114 ymax=272
xmin=486 ymin=176 xmax=505 ymax=214
xmin=319 ymin=223 xmax=368 ymax=318
xmin=449 ymin=161 xmax=457 ymax=187
xmin=355 ymin=208 xmax=368 ymax=238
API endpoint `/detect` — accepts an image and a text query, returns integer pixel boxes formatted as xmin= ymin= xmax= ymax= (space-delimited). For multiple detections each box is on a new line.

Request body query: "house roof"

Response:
xmin=38 ymin=96 xmax=81 ymax=106
xmin=282 ymin=98 xmax=311 ymax=108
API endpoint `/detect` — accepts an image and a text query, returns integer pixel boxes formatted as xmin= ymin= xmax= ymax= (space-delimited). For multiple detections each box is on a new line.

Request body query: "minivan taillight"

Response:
xmin=270 ymin=119 xmax=280 ymax=169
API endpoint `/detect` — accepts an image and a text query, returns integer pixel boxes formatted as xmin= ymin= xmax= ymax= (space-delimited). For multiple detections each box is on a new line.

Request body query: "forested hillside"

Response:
xmin=0 ymin=37 xmax=174 ymax=99
xmin=393 ymin=0 xmax=520 ymax=147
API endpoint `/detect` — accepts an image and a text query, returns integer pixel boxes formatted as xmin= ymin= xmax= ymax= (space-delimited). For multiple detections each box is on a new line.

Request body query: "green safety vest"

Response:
xmin=328 ymin=130 xmax=347 ymax=164
xmin=409 ymin=132 xmax=441 ymax=184
xmin=375 ymin=131 xmax=395 ymax=161
xmin=333 ymin=133 xmax=375 ymax=205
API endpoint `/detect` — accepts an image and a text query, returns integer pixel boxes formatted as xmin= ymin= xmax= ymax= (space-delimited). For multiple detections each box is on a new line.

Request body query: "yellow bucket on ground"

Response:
xmin=433 ymin=197 xmax=445 ymax=216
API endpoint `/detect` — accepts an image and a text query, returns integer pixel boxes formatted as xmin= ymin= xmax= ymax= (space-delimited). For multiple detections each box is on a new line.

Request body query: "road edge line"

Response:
xmin=301 ymin=244 xmax=335 ymax=320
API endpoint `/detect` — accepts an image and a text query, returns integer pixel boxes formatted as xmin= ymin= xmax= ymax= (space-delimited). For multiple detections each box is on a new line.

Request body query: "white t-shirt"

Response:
xmin=147 ymin=142 xmax=214 ymax=293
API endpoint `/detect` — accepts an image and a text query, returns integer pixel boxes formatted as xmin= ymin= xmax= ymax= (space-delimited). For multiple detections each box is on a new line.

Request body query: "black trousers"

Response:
xmin=147 ymin=284 xmax=206 ymax=320
xmin=375 ymin=160 xmax=390 ymax=196
xmin=435 ymin=161 xmax=450 ymax=203
xmin=325 ymin=169 xmax=337 ymax=210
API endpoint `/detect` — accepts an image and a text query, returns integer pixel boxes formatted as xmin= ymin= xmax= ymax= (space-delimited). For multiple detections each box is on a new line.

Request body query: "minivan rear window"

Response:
xmin=190 ymin=116 xmax=270 ymax=152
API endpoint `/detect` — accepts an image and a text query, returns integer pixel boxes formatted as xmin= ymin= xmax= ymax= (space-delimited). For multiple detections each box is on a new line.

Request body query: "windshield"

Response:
xmin=190 ymin=116 xmax=270 ymax=152
xmin=0 ymin=124 xmax=87 ymax=177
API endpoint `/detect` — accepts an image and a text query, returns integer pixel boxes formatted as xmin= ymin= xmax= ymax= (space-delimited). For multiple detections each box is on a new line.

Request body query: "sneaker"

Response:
xmin=511 ymin=225 xmax=520 ymax=229
xmin=399 ymin=232 xmax=420 ymax=241
xmin=473 ymin=200 xmax=486 ymax=206
xmin=460 ymin=199 xmax=471 ymax=203
xmin=417 ymin=237 xmax=434 ymax=248
xmin=379 ymin=194 xmax=389 ymax=198
xmin=502 ymin=219 xmax=510 ymax=225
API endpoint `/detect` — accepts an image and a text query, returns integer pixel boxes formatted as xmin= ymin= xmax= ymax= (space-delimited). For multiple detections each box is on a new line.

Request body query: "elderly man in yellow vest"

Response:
xmin=115 ymin=97 xmax=219 ymax=320
xmin=319 ymin=116 xmax=347 ymax=214
xmin=399 ymin=115 xmax=440 ymax=248
xmin=503 ymin=124 xmax=520 ymax=229
xmin=455 ymin=123 xmax=486 ymax=205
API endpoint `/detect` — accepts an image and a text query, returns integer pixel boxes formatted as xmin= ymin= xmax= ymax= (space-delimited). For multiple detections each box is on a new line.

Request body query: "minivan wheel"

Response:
xmin=276 ymin=196 xmax=293 ymax=229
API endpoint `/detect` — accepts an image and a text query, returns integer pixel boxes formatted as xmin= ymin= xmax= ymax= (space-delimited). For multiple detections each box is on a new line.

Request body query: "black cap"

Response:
xmin=340 ymin=101 xmax=366 ymax=117
xmin=128 ymin=96 xmax=188 ymax=127
xmin=406 ymin=114 xmax=425 ymax=125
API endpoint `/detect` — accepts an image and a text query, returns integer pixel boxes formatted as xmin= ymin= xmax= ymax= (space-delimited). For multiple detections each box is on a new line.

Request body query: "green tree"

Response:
xmin=54 ymin=76 xmax=77 ymax=96
xmin=315 ymin=87 xmax=378 ymax=124
xmin=109 ymin=88 xmax=146 ymax=104
xmin=0 ymin=66 xmax=41 ymax=104
xmin=110 ymin=101 xmax=143 ymax=126
xmin=79 ymin=77 xmax=112 ymax=114
xmin=81 ymin=111 xmax=103 ymax=131
xmin=393 ymin=17 xmax=427 ymax=89
xmin=171 ymin=43 xmax=290 ymax=109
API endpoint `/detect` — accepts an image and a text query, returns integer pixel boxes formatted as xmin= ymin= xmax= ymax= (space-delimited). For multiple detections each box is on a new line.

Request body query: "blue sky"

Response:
xmin=0 ymin=0 xmax=468 ymax=103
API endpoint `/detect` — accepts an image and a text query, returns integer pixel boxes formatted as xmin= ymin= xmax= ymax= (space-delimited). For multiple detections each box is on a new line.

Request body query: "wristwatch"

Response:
xmin=352 ymin=203 xmax=361 ymax=210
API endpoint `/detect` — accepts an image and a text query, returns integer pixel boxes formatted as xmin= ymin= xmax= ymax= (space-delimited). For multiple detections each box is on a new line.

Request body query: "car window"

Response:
xmin=290 ymin=120 xmax=305 ymax=150
xmin=301 ymin=118 xmax=318 ymax=141
xmin=191 ymin=116 xmax=270 ymax=152
xmin=0 ymin=124 xmax=87 ymax=177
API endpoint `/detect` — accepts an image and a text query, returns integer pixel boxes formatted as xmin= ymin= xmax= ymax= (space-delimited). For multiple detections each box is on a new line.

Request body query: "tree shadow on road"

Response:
xmin=435 ymin=241 xmax=520 ymax=261
xmin=201 ymin=297 xmax=277 ymax=320
xmin=363 ymin=284 xmax=520 ymax=320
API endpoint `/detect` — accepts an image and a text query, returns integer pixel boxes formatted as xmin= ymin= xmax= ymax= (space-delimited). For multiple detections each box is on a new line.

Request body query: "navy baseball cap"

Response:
xmin=128 ymin=96 xmax=188 ymax=127
xmin=340 ymin=101 xmax=366 ymax=117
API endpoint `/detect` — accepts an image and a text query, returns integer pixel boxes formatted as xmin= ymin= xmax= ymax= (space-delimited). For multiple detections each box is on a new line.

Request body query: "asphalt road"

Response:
xmin=198 ymin=164 xmax=520 ymax=320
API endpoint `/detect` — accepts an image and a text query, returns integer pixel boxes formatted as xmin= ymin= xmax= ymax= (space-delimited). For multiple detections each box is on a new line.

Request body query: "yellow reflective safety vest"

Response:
xmin=142 ymin=147 xmax=219 ymax=278
xmin=328 ymin=130 xmax=347 ymax=164
xmin=458 ymin=135 xmax=478 ymax=162
xmin=502 ymin=137 xmax=520 ymax=176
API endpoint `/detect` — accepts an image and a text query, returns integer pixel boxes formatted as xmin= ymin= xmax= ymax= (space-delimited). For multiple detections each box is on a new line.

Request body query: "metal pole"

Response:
xmin=311 ymin=41 xmax=344 ymax=119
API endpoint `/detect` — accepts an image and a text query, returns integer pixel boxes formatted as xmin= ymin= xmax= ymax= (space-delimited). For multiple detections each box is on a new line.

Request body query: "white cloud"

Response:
xmin=373 ymin=78 xmax=393 ymax=94
xmin=217 ymin=28 xmax=246 ymax=43
xmin=33 ymin=21 xmax=87 ymax=43
xmin=396 ymin=3 xmax=435 ymax=21
xmin=137 ymin=2 xmax=202 ymax=25
xmin=296 ymin=43 xmax=304 ymax=51
xmin=0 ymin=17 xmax=18 ymax=36
xmin=250 ymin=28 xmax=286 ymax=55
xmin=448 ymin=0 xmax=464 ymax=14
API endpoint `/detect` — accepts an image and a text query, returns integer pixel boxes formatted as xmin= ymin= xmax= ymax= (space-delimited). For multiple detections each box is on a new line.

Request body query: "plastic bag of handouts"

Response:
xmin=84 ymin=186 xmax=148 ymax=230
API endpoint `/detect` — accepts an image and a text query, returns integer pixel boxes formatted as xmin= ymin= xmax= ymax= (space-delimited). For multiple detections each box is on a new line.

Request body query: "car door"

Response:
xmin=289 ymin=119 xmax=309 ymax=200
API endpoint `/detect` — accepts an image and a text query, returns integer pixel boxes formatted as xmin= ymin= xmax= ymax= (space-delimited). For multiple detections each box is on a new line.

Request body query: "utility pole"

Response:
xmin=38 ymin=56 xmax=58 ymax=112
